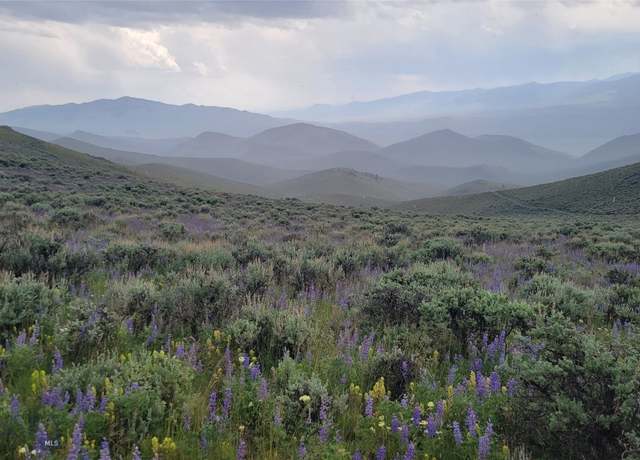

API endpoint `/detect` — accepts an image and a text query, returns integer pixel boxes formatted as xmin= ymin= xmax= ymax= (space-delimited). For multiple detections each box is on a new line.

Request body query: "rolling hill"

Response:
xmin=264 ymin=168 xmax=440 ymax=206
xmin=131 ymin=163 xmax=262 ymax=195
xmin=580 ymin=133 xmax=640 ymax=165
xmin=0 ymin=96 xmax=292 ymax=138
xmin=397 ymin=160 xmax=640 ymax=215
xmin=380 ymin=129 xmax=570 ymax=171
xmin=442 ymin=179 xmax=518 ymax=196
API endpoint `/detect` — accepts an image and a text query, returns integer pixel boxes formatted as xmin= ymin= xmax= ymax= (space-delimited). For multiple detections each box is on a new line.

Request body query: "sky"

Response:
xmin=1 ymin=0 xmax=639 ymax=112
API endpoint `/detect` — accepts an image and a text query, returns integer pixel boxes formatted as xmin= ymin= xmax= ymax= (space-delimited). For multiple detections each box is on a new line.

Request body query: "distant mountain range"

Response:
xmin=0 ymin=97 xmax=293 ymax=138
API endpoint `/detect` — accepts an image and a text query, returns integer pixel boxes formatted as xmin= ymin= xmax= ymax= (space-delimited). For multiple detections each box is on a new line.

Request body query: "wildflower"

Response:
xmin=132 ymin=446 xmax=141 ymax=460
xmin=224 ymin=347 xmax=233 ymax=377
xmin=352 ymin=451 xmax=363 ymax=460
xmin=490 ymin=371 xmax=501 ymax=394
xmin=35 ymin=423 xmax=49 ymax=456
xmin=258 ymin=377 xmax=269 ymax=401
xmin=412 ymin=405 xmax=421 ymax=426
xmin=400 ymin=424 xmax=409 ymax=445
xmin=222 ymin=387 xmax=233 ymax=420
xmin=506 ymin=378 xmax=518 ymax=396
xmin=208 ymin=389 xmax=217 ymax=421
xmin=298 ymin=441 xmax=307 ymax=458
xmin=364 ymin=394 xmax=374 ymax=417
xmin=299 ymin=394 xmax=311 ymax=404
xmin=375 ymin=445 xmax=386 ymax=460
xmin=400 ymin=394 xmax=408 ymax=408
xmin=466 ymin=406 xmax=477 ymax=437
xmin=371 ymin=377 xmax=386 ymax=400
xmin=67 ymin=417 xmax=84 ymax=460
xmin=447 ymin=364 xmax=458 ymax=385
xmin=319 ymin=396 xmax=331 ymax=443
xmin=273 ymin=404 xmax=282 ymax=427
xmin=53 ymin=350 xmax=64 ymax=373
xmin=476 ymin=372 xmax=487 ymax=399
xmin=249 ymin=363 xmax=261 ymax=380
xmin=453 ymin=421 xmax=463 ymax=446
xmin=236 ymin=437 xmax=247 ymax=460
xmin=99 ymin=439 xmax=111 ymax=460
xmin=425 ymin=415 xmax=437 ymax=438
xmin=404 ymin=442 xmax=416 ymax=460
xmin=10 ymin=395 xmax=20 ymax=419
xmin=478 ymin=421 xmax=494 ymax=460
xmin=390 ymin=415 xmax=400 ymax=433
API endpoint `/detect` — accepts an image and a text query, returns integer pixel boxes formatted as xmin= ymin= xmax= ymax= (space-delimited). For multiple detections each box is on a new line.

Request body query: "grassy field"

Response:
xmin=1 ymin=127 xmax=639 ymax=459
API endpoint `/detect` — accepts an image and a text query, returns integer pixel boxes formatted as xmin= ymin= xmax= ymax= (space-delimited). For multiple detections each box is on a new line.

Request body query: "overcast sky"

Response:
xmin=1 ymin=1 xmax=639 ymax=112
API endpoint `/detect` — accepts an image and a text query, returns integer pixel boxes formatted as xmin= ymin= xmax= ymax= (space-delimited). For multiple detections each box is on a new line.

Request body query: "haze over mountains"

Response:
xmin=2 ymin=72 xmax=640 ymax=208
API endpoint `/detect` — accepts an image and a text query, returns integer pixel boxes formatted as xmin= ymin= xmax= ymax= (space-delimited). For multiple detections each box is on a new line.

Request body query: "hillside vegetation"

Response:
xmin=399 ymin=160 xmax=640 ymax=215
xmin=1 ymin=126 xmax=640 ymax=460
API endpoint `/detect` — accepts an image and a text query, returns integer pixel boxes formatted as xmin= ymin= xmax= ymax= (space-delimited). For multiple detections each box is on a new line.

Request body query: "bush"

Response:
xmin=414 ymin=238 xmax=463 ymax=263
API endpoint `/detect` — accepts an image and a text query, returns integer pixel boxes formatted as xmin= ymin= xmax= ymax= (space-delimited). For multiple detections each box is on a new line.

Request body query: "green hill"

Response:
xmin=397 ymin=160 xmax=640 ymax=215
xmin=442 ymin=179 xmax=518 ymax=196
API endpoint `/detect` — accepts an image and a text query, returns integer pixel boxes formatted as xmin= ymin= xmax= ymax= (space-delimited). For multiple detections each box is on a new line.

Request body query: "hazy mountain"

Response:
xmin=265 ymin=168 xmax=441 ymax=206
xmin=65 ymin=130 xmax=187 ymax=156
xmin=380 ymin=129 xmax=570 ymax=171
xmin=442 ymin=179 xmax=518 ymax=196
xmin=131 ymin=163 xmax=263 ymax=195
xmin=169 ymin=132 xmax=246 ymax=158
xmin=281 ymin=73 xmax=640 ymax=122
xmin=0 ymin=96 xmax=292 ymax=138
xmin=50 ymin=136 xmax=304 ymax=186
xmin=579 ymin=133 xmax=640 ymax=165
xmin=397 ymin=160 xmax=640 ymax=215
xmin=12 ymin=126 xmax=62 ymax=142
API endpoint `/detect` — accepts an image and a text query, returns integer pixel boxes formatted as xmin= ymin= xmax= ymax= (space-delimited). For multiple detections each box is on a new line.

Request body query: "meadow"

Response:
xmin=1 ymin=129 xmax=640 ymax=459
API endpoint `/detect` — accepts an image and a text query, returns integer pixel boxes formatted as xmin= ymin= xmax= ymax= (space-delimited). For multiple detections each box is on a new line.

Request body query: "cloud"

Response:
xmin=0 ymin=0 xmax=353 ymax=26
xmin=0 ymin=1 xmax=639 ymax=112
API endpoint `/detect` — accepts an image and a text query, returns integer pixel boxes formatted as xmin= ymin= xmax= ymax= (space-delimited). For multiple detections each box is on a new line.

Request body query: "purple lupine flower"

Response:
xmin=208 ymin=389 xmax=217 ymax=421
xmin=360 ymin=333 xmax=375 ymax=360
xmin=390 ymin=415 xmax=400 ymax=433
xmin=10 ymin=394 xmax=20 ymax=419
xmin=489 ymin=371 xmax=501 ymax=394
xmin=145 ymin=316 xmax=158 ymax=347
xmin=375 ymin=445 xmax=386 ymax=460
xmin=249 ymin=363 xmax=261 ymax=380
xmin=412 ymin=405 xmax=421 ymax=426
xmin=364 ymin=394 xmax=374 ymax=417
xmin=43 ymin=388 xmax=66 ymax=409
xmin=35 ymin=423 xmax=49 ymax=456
xmin=478 ymin=421 xmax=494 ymax=460
xmin=200 ymin=431 xmax=208 ymax=452
xmin=30 ymin=322 xmax=40 ymax=345
xmin=132 ymin=446 xmax=141 ymax=460
xmin=98 ymin=395 xmax=108 ymax=413
xmin=425 ymin=415 xmax=437 ymax=438
xmin=222 ymin=387 xmax=232 ymax=419
xmin=188 ymin=343 xmax=203 ymax=372
xmin=404 ymin=442 xmax=416 ymax=460
xmin=298 ymin=441 xmax=307 ymax=458
xmin=352 ymin=451 xmax=363 ymax=460
xmin=318 ymin=396 xmax=331 ymax=443
xmin=436 ymin=400 xmax=445 ymax=425
xmin=183 ymin=414 xmax=192 ymax=431
xmin=99 ymin=439 xmax=111 ymax=460
xmin=400 ymin=394 xmax=408 ymax=408
xmin=258 ymin=378 xmax=269 ymax=401
xmin=476 ymin=372 xmax=487 ymax=399
xmin=175 ymin=343 xmax=186 ymax=359
xmin=67 ymin=417 xmax=84 ymax=460
xmin=466 ymin=406 xmax=477 ymax=437
xmin=236 ymin=437 xmax=247 ymax=460
xmin=507 ymin=378 xmax=518 ymax=396
xmin=401 ymin=360 xmax=409 ymax=379
xmin=401 ymin=424 xmax=409 ymax=445
xmin=453 ymin=421 xmax=463 ymax=446
xmin=16 ymin=330 xmax=27 ymax=346
xmin=273 ymin=404 xmax=282 ymax=427
xmin=125 ymin=318 xmax=134 ymax=334
xmin=52 ymin=350 xmax=64 ymax=373
xmin=447 ymin=364 xmax=458 ymax=385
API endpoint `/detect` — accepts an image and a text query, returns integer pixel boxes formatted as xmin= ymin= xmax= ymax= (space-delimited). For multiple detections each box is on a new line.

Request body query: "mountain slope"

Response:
xmin=397 ymin=161 xmax=640 ymax=215
xmin=580 ymin=133 xmax=640 ymax=165
xmin=381 ymin=129 xmax=570 ymax=171
xmin=131 ymin=163 xmax=263 ymax=195
xmin=265 ymin=168 xmax=439 ymax=206
xmin=442 ymin=179 xmax=518 ymax=196
xmin=0 ymin=97 xmax=292 ymax=138
xmin=169 ymin=132 xmax=246 ymax=158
